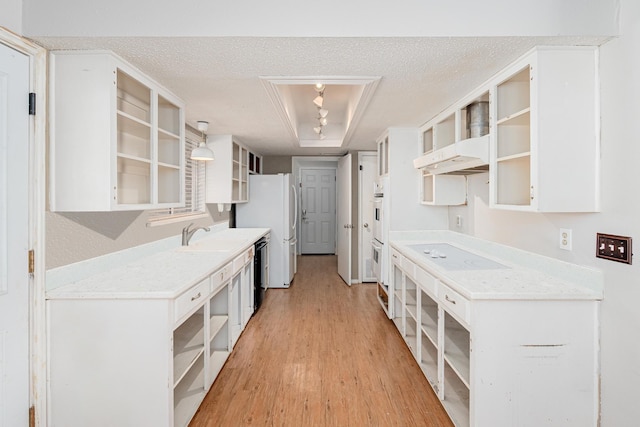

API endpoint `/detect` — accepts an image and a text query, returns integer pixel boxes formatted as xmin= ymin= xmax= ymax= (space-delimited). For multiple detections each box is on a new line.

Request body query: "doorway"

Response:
xmin=0 ymin=31 xmax=46 ymax=427
xmin=299 ymin=168 xmax=336 ymax=254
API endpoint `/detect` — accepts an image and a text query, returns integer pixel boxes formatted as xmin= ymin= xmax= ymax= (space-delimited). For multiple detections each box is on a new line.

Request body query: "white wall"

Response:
xmin=450 ymin=1 xmax=640 ymax=424
xmin=0 ymin=0 xmax=23 ymax=33
xmin=22 ymin=0 xmax=619 ymax=38
xmin=46 ymin=208 xmax=225 ymax=269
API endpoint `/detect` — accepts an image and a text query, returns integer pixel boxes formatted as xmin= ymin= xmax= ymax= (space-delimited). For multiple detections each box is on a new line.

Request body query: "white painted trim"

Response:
xmin=260 ymin=76 xmax=381 ymax=149
xmin=0 ymin=26 xmax=47 ymax=427
xmin=291 ymin=156 xmax=340 ymax=255
xmin=357 ymin=151 xmax=377 ymax=284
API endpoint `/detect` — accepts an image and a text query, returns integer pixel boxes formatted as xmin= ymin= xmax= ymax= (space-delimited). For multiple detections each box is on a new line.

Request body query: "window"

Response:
xmin=147 ymin=125 xmax=207 ymax=226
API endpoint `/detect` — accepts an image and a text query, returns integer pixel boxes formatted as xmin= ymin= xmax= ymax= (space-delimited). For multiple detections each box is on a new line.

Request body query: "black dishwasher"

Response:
xmin=253 ymin=237 xmax=269 ymax=312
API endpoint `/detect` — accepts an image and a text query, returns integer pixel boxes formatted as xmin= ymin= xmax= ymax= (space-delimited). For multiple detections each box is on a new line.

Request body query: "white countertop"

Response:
xmin=390 ymin=230 xmax=603 ymax=301
xmin=46 ymin=227 xmax=270 ymax=300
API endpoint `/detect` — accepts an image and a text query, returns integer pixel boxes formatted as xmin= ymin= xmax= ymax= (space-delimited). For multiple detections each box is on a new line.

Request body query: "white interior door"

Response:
xmin=300 ymin=168 xmax=336 ymax=254
xmin=337 ymin=154 xmax=352 ymax=286
xmin=359 ymin=152 xmax=377 ymax=282
xmin=0 ymin=43 xmax=31 ymax=426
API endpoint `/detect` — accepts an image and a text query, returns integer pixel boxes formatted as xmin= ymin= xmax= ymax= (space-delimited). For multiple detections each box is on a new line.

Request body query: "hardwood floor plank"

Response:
xmin=190 ymin=255 xmax=453 ymax=427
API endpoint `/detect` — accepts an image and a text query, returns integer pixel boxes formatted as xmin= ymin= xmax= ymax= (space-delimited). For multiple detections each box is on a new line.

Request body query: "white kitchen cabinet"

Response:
xmin=49 ymin=50 xmax=185 ymax=211
xmin=390 ymin=245 xmax=599 ymax=427
xmin=248 ymin=151 xmax=262 ymax=174
xmin=421 ymin=173 xmax=466 ymax=206
xmin=490 ymin=46 xmax=599 ymax=212
xmin=47 ymin=259 xmax=253 ymax=427
xmin=229 ymin=246 xmax=255 ymax=347
xmin=205 ymin=135 xmax=250 ymax=204
xmin=377 ymin=135 xmax=389 ymax=176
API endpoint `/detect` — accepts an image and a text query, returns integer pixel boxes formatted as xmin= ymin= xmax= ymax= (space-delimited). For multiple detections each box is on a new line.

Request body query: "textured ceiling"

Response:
xmin=34 ymin=36 xmax=608 ymax=156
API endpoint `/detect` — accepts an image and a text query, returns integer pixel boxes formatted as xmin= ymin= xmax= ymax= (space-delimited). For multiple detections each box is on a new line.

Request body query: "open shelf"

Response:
xmin=434 ymin=113 xmax=456 ymax=149
xmin=420 ymin=329 xmax=438 ymax=391
xmin=173 ymin=308 xmax=205 ymax=387
xmin=158 ymin=95 xmax=181 ymax=136
xmin=158 ymin=130 xmax=181 ymax=167
xmin=443 ymin=312 xmax=470 ymax=387
xmin=405 ymin=278 xmax=418 ymax=321
xmin=422 ymin=128 xmax=434 ymax=154
xmin=442 ymin=362 xmax=470 ymax=427
xmin=117 ymin=70 xmax=151 ymax=123
xmin=420 ymin=291 xmax=438 ymax=346
xmin=117 ymin=114 xmax=151 ymax=160
xmin=405 ymin=314 xmax=418 ymax=358
xmin=495 ymin=155 xmax=531 ymax=206
xmin=158 ymin=165 xmax=181 ymax=204
xmin=173 ymin=353 xmax=205 ymax=427
xmin=377 ymin=283 xmax=389 ymax=315
xmin=496 ymin=66 xmax=530 ymax=121
xmin=117 ymin=157 xmax=151 ymax=205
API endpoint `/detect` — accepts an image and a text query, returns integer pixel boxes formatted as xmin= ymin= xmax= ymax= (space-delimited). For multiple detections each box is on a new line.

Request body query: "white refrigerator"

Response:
xmin=236 ymin=173 xmax=297 ymax=288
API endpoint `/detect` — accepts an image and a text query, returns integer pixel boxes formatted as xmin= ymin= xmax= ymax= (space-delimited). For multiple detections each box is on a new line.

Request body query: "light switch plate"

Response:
xmin=596 ymin=233 xmax=632 ymax=264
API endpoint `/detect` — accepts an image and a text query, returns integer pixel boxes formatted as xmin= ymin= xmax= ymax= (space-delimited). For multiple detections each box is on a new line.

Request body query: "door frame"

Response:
xmin=291 ymin=156 xmax=340 ymax=255
xmin=0 ymin=28 xmax=47 ymax=427
xmin=299 ymin=167 xmax=337 ymax=255
xmin=358 ymin=151 xmax=377 ymax=283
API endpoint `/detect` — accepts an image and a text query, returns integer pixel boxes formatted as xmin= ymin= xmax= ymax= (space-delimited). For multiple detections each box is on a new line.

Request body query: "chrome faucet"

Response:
xmin=181 ymin=223 xmax=210 ymax=246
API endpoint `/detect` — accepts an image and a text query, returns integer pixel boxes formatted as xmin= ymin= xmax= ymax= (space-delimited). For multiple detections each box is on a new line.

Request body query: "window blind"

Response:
xmin=147 ymin=125 xmax=207 ymax=225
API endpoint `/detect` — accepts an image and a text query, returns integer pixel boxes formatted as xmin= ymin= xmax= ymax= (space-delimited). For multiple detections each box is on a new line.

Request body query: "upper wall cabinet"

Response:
xmin=377 ymin=135 xmax=389 ymax=177
xmin=414 ymin=92 xmax=490 ymax=175
xmin=50 ymin=51 xmax=185 ymax=212
xmin=490 ymin=46 xmax=599 ymax=212
xmin=205 ymin=135 xmax=251 ymax=204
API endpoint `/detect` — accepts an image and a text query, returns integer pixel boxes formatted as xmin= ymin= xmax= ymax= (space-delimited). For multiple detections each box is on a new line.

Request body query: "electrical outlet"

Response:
xmin=559 ymin=228 xmax=572 ymax=251
xmin=456 ymin=215 xmax=462 ymax=228
xmin=596 ymin=233 xmax=632 ymax=264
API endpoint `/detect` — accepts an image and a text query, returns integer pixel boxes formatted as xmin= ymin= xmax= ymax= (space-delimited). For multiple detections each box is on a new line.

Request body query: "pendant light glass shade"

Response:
xmin=190 ymin=142 xmax=215 ymax=161
xmin=191 ymin=120 xmax=215 ymax=161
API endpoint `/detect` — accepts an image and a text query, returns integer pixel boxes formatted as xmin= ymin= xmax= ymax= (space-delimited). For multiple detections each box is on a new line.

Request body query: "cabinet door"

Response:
xmin=50 ymin=52 xmax=185 ymax=211
xmin=492 ymin=65 xmax=532 ymax=209
xmin=490 ymin=47 xmax=599 ymax=212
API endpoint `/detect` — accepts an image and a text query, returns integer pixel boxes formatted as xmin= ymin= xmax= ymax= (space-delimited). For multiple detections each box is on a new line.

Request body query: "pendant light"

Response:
xmin=190 ymin=121 xmax=215 ymax=161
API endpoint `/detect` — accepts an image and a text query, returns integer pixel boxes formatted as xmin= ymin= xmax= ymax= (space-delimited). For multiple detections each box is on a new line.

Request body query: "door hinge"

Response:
xmin=28 ymin=250 xmax=34 ymax=275
xmin=28 ymin=93 xmax=36 ymax=115
xmin=359 ymin=165 xmax=363 ymax=171
xmin=29 ymin=406 xmax=35 ymax=427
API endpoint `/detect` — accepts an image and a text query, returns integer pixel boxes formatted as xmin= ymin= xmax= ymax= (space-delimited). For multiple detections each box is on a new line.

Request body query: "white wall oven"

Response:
xmin=372 ymin=196 xmax=384 ymax=244
xmin=372 ymin=177 xmax=390 ymax=317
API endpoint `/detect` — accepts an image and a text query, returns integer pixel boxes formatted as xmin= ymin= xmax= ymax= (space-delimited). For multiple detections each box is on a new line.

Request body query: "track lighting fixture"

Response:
xmin=312 ymin=84 xmax=329 ymax=139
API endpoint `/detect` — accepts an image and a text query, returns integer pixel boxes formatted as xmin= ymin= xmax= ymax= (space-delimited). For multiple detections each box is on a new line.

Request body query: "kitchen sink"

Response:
xmin=176 ymin=239 xmax=247 ymax=252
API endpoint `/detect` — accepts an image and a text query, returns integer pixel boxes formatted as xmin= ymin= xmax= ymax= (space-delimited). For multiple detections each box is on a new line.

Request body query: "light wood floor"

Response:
xmin=190 ymin=255 xmax=453 ymax=427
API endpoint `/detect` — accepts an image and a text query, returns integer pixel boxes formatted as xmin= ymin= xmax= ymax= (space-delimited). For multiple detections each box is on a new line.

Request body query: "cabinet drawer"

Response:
xmin=402 ymin=257 xmax=416 ymax=280
xmin=416 ymin=267 xmax=437 ymax=297
xmin=438 ymin=282 xmax=470 ymax=326
xmin=232 ymin=252 xmax=246 ymax=274
xmin=211 ymin=263 xmax=232 ymax=291
xmin=175 ymin=279 xmax=209 ymax=323
xmin=390 ymin=248 xmax=402 ymax=265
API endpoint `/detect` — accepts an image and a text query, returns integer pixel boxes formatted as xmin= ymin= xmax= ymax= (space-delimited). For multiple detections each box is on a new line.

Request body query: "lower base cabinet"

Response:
xmin=390 ymin=248 xmax=599 ymax=427
xmin=48 ymin=247 xmax=255 ymax=427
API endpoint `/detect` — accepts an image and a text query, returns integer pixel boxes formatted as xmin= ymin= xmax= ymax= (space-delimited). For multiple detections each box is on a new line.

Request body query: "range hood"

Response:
xmin=413 ymin=134 xmax=489 ymax=175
